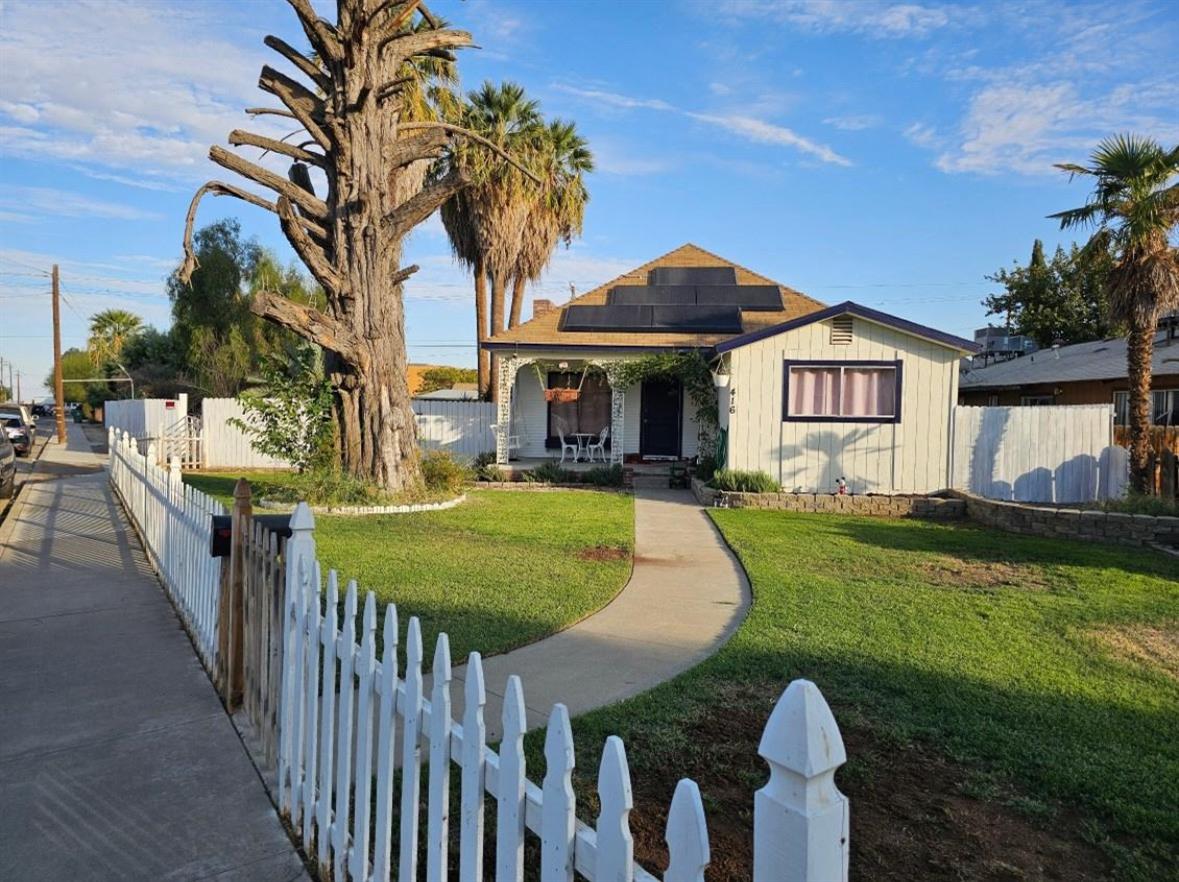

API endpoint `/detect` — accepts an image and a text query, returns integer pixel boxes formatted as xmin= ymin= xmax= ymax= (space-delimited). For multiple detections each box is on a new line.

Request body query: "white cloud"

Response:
xmin=903 ymin=122 xmax=939 ymax=148
xmin=686 ymin=113 xmax=852 ymax=165
xmin=0 ymin=186 xmax=162 ymax=221
xmin=720 ymin=0 xmax=968 ymax=38
xmin=0 ymin=0 xmax=287 ymax=182
xmin=823 ymin=114 xmax=882 ymax=130
xmin=551 ymin=85 xmax=675 ymax=112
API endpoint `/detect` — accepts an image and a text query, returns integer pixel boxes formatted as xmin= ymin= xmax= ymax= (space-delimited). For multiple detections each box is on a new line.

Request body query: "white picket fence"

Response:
xmin=107 ymin=427 xmax=225 ymax=668
xmin=276 ymin=505 xmax=850 ymax=882
xmin=412 ymin=399 xmax=497 ymax=459
xmin=951 ymin=404 xmax=1129 ymax=503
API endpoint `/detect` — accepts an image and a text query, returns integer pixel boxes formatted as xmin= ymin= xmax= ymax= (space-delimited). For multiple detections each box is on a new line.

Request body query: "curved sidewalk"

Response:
xmin=447 ymin=487 xmax=752 ymax=741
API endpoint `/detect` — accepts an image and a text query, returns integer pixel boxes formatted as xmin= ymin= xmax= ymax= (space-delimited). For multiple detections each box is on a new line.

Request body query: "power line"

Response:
xmin=0 ymin=256 xmax=50 ymax=274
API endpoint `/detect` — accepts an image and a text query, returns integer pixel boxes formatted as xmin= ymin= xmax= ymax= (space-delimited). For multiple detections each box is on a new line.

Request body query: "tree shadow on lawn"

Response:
xmin=803 ymin=513 xmax=1179 ymax=582
xmin=551 ymin=641 xmax=1178 ymax=882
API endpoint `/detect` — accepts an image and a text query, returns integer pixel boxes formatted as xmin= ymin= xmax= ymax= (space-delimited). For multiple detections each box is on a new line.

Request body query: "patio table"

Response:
xmin=573 ymin=433 xmax=595 ymax=462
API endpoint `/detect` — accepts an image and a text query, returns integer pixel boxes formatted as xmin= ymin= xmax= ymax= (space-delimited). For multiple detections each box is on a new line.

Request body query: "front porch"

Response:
xmin=492 ymin=354 xmax=706 ymax=467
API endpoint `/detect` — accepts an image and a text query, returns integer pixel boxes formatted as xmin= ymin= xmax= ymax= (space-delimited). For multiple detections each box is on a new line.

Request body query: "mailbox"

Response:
xmin=209 ymin=513 xmax=295 ymax=558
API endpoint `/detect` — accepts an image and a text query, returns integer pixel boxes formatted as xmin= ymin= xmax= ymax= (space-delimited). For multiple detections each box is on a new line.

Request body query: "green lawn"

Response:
xmin=548 ymin=513 xmax=1178 ymax=881
xmin=184 ymin=472 xmax=634 ymax=660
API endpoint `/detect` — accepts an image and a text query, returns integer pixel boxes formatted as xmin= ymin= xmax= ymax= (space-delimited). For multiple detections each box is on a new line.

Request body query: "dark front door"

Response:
xmin=640 ymin=377 xmax=682 ymax=458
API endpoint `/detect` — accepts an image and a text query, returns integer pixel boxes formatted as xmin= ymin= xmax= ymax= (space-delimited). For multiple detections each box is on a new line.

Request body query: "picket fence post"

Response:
xmin=664 ymin=780 xmax=709 ymax=882
xmin=371 ymin=603 xmax=400 ymax=882
xmin=754 ymin=679 xmax=849 ymax=882
xmin=278 ymin=501 xmax=315 ymax=813
xmin=595 ymin=736 xmax=634 ymax=882
xmin=541 ymin=703 xmax=575 ymax=882
xmin=497 ymin=674 xmax=527 ymax=882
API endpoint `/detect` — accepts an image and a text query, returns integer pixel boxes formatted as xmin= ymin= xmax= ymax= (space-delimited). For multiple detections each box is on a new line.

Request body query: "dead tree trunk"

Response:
xmin=179 ymin=0 xmax=534 ymax=491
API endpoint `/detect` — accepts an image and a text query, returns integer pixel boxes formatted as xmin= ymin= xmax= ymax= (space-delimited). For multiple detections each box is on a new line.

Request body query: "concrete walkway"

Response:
xmin=0 ymin=424 xmax=307 ymax=882
xmin=446 ymin=488 xmax=752 ymax=741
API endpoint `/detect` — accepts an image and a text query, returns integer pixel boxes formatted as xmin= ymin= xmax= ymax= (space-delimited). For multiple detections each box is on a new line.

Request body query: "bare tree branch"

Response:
xmin=385 ymin=168 xmax=467 ymax=238
xmin=276 ymin=196 xmax=340 ymax=293
xmin=263 ymin=34 xmax=331 ymax=92
xmin=209 ymin=145 xmax=329 ymax=221
xmin=387 ymin=129 xmax=449 ymax=168
xmin=377 ymin=76 xmax=414 ymax=103
xmin=251 ymin=289 xmax=363 ymax=363
xmin=284 ymin=0 xmax=342 ymax=64
xmin=400 ymin=122 xmax=541 ymax=183
xmin=258 ymin=65 xmax=331 ymax=149
xmin=229 ymin=129 xmax=325 ymax=166
xmin=380 ymin=27 xmax=472 ymax=57
xmin=391 ymin=264 xmax=420 ymax=286
xmin=245 ymin=106 xmax=298 ymax=121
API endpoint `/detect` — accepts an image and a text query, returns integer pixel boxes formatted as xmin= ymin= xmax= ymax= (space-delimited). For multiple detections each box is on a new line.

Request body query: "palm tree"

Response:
xmin=508 ymin=119 xmax=594 ymax=329
xmin=439 ymin=81 xmax=542 ymax=398
xmin=88 ymin=309 xmax=143 ymax=368
xmin=1051 ymin=134 xmax=1179 ymax=493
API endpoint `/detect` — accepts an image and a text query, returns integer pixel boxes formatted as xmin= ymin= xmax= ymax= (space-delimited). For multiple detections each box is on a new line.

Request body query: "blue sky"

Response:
xmin=1 ymin=0 xmax=1177 ymax=398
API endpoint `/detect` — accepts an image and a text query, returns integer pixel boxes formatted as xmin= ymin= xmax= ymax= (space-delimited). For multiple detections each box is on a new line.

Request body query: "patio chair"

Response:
xmin=587 ymin=426 xmax=609 ymax=462
xmin=557 ymin=427 xmax=579 ymax=464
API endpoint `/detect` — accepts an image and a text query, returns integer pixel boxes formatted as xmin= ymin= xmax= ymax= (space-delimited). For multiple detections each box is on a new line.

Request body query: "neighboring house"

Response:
xmin=483 ymin=243 xmax=977 ymax=493
xmin=959 ymin=322 xmax=1179 ymax=428
xmin=414 ymin=383 xmax=480 ymax=401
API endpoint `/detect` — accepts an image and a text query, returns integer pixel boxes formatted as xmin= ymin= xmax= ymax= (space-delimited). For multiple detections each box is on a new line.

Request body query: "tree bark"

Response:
xmin=1126 ymin=319 xmax=1155 ymax=494
xmin=508 ymin=274 xmax=526 ymax=329
xmin=489 ymin=273 xmax=507 ymax=402
xmin=474 ymin=256 xmax=490 ymax=398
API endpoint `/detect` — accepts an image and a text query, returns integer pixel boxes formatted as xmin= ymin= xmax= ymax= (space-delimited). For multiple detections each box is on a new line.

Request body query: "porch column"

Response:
xmin=610 ymin=385 xmax=625 ymax=466
xmin=495 ymin=357 xmax=517 ymax=465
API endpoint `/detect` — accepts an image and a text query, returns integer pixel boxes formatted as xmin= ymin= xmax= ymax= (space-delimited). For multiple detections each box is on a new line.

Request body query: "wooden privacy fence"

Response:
xmin=412 ymin=399 xmax=497 ymax=458
xmin=107 ymin=428 xmax=224 ymax=669
xmin=276 ymin=504 xmax=850 ymax=882
xmin=951 ymin=404 xmax=1128 ymax=503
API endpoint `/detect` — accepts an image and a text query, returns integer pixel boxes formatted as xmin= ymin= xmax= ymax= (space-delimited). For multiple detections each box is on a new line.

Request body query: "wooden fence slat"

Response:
xmin=595 ymin=736 xmax=635 ymax=882
xmin=540 ymin=703 xmax=575 ymax=882
xmin=289 ymin=554 xmax=309 ymax=828
xmin=398 ymin=617 xmax=425 ymax=882
xmin=371 ymin=604 xmax=400 ymax=882
xmin=496 ymin=675 xmax=526 ymax=882
xmin=301 ymin=568 xmax=321 ymax=851
xmin=349 ymin=593 xmax=378 ymax=882
xmin=664 ymin=780 xmax=709 ymax=882
xmin=426 ymin=634 xmax=453 ymax=882
xmin=333 ymin=580 xmax=359 ymax=873
xmin=459 ymin=652 xmax=487 ymax=882
xmin=316 ymin=571 xmax=340 ymax=870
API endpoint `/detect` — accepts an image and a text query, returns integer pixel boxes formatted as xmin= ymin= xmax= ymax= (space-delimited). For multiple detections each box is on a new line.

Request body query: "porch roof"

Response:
xmin=482 ymin=243 xmax=825 ymax=351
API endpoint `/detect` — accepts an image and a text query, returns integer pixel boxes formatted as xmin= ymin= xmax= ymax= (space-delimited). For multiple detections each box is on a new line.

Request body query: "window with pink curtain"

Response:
xmin=786 ymin=363 xmax=898 ymax=420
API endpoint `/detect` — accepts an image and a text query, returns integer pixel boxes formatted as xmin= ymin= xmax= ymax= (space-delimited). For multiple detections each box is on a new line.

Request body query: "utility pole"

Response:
xmin=15 ymin=370 xmax=20 ymax=403
xmin=52 ymin=264 xmax=65 ymax=443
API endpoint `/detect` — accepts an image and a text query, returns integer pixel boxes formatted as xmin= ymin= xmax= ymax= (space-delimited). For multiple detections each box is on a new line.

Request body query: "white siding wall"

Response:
xmin=104 ymin=396 xmax=187 ymax=440
xmin=202 ymin=398 xmax=291 ymax=469
xmin=727 ymin=316 xmax=960 ymax=493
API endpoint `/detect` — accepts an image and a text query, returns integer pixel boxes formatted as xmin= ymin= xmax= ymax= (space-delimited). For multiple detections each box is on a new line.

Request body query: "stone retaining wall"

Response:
xmin=947 ymin=491 xmax=1179 ymax=549
xmin=691 ymin=479 xmax=965 ymax=519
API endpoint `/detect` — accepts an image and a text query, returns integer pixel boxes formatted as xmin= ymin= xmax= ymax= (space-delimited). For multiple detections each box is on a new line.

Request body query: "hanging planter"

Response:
xmin=545 ymin=387 xmax=581 ymax=403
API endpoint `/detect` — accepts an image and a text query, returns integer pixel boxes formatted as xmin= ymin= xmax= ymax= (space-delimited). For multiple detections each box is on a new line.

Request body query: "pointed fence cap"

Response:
xmin=289 ymin=500 xmax=315 ymax=532
xmin=383 ymin=604 xmax=399 ymax=654
xmin=544 ymin=703 xmax=574 ymax=772
xmin=233 ymin=477 xmax=251 ymax=501
xmin=465 ymin=652 xmax=485 ymax=708
xmin=406 ymin=616 xmax=423 ymax=667
xmin=758 ymin=679 xmax=846 ymax=778
xmin=432 ymin=632 xmax=452 ymax=682
xmin=665 ymin=779 xmax=710 ymax=882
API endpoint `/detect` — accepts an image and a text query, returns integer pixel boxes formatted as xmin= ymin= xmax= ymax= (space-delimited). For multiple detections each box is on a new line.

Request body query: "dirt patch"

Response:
xmin=619 ymin=686 xmax=1110 ymax=882
xmin=916 ymin=557 xmax=1050 ymax=591
xmin=577 ymin=544 xmax=629 ymax=562
xmin=1090 ymin=622 xmax=1179 ymax=682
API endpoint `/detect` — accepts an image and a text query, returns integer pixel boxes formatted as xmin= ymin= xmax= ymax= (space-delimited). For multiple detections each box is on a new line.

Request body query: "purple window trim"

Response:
xmin=782 ymin=359 xmax=903 ymax=424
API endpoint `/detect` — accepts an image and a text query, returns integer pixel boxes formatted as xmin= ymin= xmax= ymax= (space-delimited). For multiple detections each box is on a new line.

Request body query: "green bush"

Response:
xmin=1101 ymin=492 xmax=1179 ymax=516
xmin=471 ymin=450 xmax=505 ymax=482
xmin=265 ymin=467 xmax=393 ymax=506
xmin=582 ymin=464 xmax=624 ymax=487
xmin=694 ymin=454 xmax=717 ymax=482
xmin=711 ymin=469 xmax=780 ymax=493
xmin=527 ymin=461 xmax=577 ymax=484
xmin=420 ymin=450 xmax=470 ymax=495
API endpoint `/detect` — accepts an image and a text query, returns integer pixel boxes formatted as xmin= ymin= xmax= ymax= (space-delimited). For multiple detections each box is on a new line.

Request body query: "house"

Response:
xmin=414 ymin=383 xmax=480 ymax=401
xmin=959 ymin=321 xmax=1179 ymax=428
xmin=483 ymin=244 xmax=978 ymax=494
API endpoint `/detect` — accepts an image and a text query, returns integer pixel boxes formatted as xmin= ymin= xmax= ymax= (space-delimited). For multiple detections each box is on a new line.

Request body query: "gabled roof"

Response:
xmin=960 ymin=328 xmax=1179 ymax=388
xmin=714 ymin=301 xmax=979 ymax=354
xmin=482 ymin=243 xmax=826 ymax=351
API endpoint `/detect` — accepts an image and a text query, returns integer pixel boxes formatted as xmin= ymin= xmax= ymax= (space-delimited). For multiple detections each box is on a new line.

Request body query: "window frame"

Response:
xmin=781 ymin=359 xmax=903 ymax=424
xmin=1020 ymin=394 xmax=1054 ymax=406
xmin=1115 ymin=389 xmax=1179 ymax=426
xmin=544 ymin=370 xmax=612 ymax=449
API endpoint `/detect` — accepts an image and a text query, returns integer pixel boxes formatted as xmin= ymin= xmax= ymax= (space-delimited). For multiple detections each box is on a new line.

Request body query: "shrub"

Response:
xmin=582 ymin=464 xmax=624 ymax=487
xmin=694 ymin=454 xmax=717 ymax=483
xmin=471 ymin=450 xmax=504 ymax=482
xmin=420 ymin=450 xmax=469 ymax=495
xmin=528 ymin=461 xmax=577 ymax=484
xmin=711 ymin=469 xmax=780 ymax=493
xmin=266 ymin=467 xmax=392 ymax=506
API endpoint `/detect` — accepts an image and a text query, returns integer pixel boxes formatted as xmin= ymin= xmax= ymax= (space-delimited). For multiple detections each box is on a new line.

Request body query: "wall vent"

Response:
xmin=830 ymin=315 xmax=854 ymax=345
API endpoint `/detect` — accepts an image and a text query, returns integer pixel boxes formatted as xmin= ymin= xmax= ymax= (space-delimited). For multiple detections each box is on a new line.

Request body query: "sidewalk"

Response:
xmin=0 ymin=424 xmax=307 ymax=882
xmin=445 ymin=487 xmax=752 ymax=741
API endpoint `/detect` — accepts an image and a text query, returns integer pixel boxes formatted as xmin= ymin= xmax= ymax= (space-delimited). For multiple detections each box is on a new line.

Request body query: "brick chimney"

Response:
xmin=532 ymin=298 xmax=556 ymax=319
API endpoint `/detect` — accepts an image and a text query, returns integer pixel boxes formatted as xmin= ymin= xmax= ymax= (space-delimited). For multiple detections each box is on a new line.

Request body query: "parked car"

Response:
xmin=0 ymin=403 xmax=36 ymax=433
xmin=3 ymin=417 xmax=31 ymax=456
xmin=0 ymin=433 xmax=15 ymax=498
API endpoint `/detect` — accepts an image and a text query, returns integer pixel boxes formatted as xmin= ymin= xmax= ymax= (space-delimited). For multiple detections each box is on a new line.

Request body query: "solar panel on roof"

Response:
xmin=648 ymin=266 xmax=737 ymax=286
xmin=559 ymin=304 xmax=652 ymax=332
xmin=559 ymin=303 xmax=742 ymax=333
xmin=694 ymin=284 xmax=781 ymax=310
xmin=651 ymin=305 xmax=742 ymax=332
xmin=608 ymin=285 xmax=697 ymax=306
